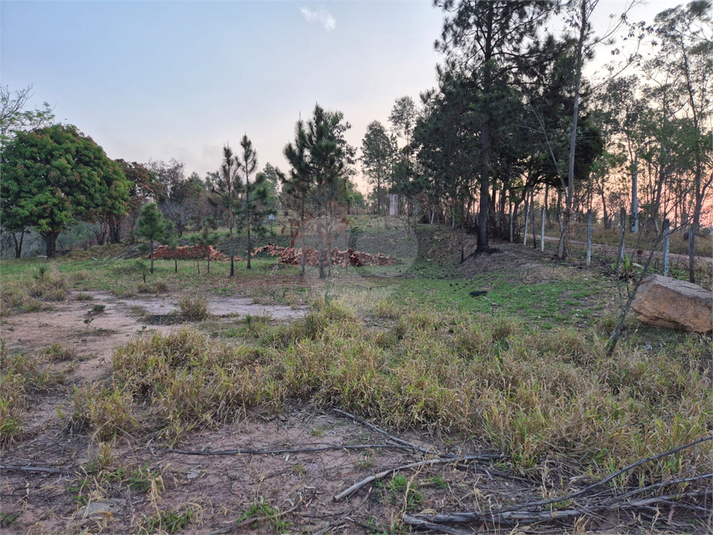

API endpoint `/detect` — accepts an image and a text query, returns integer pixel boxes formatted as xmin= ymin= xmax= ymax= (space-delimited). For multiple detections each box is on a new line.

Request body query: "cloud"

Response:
xmin=300 ymin=6 xmax=336 ymax=32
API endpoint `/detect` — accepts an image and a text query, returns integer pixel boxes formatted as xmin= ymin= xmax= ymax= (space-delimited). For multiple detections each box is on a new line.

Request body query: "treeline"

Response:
xmin=358 ymin=0 xmax=712 ymax=282
xmin=0 ymin=114 xmax=366 ymax=263
xmin=2 ymin=1 xmax=710 ymax=282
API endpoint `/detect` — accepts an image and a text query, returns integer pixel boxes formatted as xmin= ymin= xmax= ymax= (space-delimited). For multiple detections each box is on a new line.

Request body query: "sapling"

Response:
xmin=135 ymin=203 xmax=170 ymax=274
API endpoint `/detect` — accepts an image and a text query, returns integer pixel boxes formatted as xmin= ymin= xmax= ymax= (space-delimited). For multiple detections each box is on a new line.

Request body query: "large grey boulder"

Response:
xmin=632 ymin=274 xmax=712 ymax=333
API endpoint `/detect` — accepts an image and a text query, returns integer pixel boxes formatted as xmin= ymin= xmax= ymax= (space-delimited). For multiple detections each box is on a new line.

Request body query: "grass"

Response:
xmin=0 ymin=342 xmax=64 ymax=443
xmin=59 ymin=300 xmax=711 ymax=490
xmin=1 ymin=225 xmax=711 ymax=512
xmin=238 ymin=497 xmax=290 ymax=533
xmin=141 ymin=505 xmax=198 ymax=534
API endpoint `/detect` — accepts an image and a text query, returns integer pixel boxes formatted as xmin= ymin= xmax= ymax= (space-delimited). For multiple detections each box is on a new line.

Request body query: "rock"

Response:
xmin=79 ymin=498 xmax=124 ymax=518
xmin=632 ymin=274 xmax=713 ymax=333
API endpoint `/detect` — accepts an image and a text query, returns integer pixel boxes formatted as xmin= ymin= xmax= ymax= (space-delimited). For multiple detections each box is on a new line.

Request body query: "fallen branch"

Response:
xmin=488 ymin=434 xmax=713 ymax=515
xmin=602 ymin=472 xmax=713 ymax=504
xmin=402 ymin=515 xmax=471 ymax=535
xmin=166 ymin=443 xmax=414 ymax=456
xmin=334 ymin=455 xmax=486 ymax=502
xmin=333 ymin=408 xmax=505 ymax=462
xmin=333 ymin=408 xmax=434 ymax=455
xmin=0 ymin=464 xmax=74 ymax=475
xmin=313 ymin=488 xmax=371 ymax=535
xmin=402 ymin=436 xmax=713 ymax=529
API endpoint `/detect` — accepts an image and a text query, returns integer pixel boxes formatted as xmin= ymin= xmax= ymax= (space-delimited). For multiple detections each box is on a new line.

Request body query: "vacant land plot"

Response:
xmin=1 ymin=228 xmax=711 ymax=535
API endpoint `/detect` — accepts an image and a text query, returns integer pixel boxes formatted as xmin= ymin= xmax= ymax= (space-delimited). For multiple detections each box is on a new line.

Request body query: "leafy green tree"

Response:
xmin=115 ymin=159 xmax=163 ymax=243
xmin=254 ymin=163 xmax=282 ymax=217
xmin=0 ymin=85 xmax=54 ymax=147
xmin=0 ymin=124 xmax=130 ymax=257
xmin=135 ymin=203 xmax=170 ymax=274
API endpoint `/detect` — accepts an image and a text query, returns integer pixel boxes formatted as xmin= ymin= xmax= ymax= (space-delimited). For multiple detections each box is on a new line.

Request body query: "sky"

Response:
xmin=1 ymin=0 xmax=687 ymax=191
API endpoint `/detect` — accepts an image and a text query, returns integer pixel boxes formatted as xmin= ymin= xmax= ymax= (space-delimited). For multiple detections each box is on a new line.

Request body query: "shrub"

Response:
xmin=177 ymin=295 xmax=209 ymax=321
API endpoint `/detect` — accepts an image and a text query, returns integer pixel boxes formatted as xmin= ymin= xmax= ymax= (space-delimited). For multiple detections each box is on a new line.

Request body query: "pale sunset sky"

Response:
xmin=1 ymin=0 xmax=687 ymax=189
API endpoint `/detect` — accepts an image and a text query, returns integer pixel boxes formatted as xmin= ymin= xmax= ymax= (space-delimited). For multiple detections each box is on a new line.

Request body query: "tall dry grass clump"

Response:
xmin=1 ymin=343 xmax=60 ymax=443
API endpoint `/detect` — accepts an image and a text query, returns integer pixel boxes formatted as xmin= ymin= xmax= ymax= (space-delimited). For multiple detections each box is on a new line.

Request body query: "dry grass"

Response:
xmin=176 ymin=295 xmax=210 ymax=321
xmin=0 ymin=343 xmax=61 ymax=443
xmin=69 ymin=300 xmax=713 ymax=490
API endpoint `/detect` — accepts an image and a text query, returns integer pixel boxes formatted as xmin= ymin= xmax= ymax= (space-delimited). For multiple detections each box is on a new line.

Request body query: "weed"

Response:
xmin=28 ymin=265 xmax=68 ymax=301
xmin=177 ymin=295 xmax=210 ymax=321
xmin=127 ymin=463 xmax=158 ymax=493
xmin=75 ymin=292 xmax=93 ymax=301
xmin=0 ymin=512 xmax=20 ymax=527
xmin=42 ymin=343 xmax=76 ymax=362
xmin=239 ymin=497 xmax=290 ymax=533
xmin=430 ymin=474 xmax=448 ymax=490
xmin=293 ymin=462 xmax=306 ymax=476
xmin=137 ymin=281 xmax=169 ymax=294
xmin=91 ymin=304 xmax=106 ymax=314
xmin=59 ymin=383 xmax=137 ymax=441
xmin=141 ymin=505 xmax=198 ymax=534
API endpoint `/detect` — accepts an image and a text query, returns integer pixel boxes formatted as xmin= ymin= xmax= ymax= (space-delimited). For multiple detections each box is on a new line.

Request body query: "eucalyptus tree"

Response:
xmin=0 ymin=85 xmax=54 ymax=147
xmin=647 ymin=0 xmax=712 ymax=282
xmin=434 ymin=0 xmax=557 ymax=253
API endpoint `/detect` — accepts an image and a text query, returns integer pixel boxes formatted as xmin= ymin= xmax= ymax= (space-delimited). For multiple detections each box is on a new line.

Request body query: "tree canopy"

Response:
xmin=1 ymin=124 xmax=131 ymax=257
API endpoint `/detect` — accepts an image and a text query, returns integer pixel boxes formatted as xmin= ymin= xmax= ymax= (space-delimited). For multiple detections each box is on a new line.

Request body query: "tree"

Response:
xmin=0 ymin=86 xmax=56 ymax=256
xmin=283 ymin=119 xmax=313 ymax=276
xmin=647 ymin=0 xmax=713 ymax=282
xmin=0 ymin=124 xmax=130 ymax=257
xmin=115 ymin=159 xmax=163 ymax=243
xmin=254 ymin=163 xmax=282 ymax=217
xmin=212 ymin=146 xmax=241 ymax=276
xmin=236 ymin=135 xmax=258 ymax=269
xmin=360 ymin=121 xmax=395 ymax=217
xmin=0 ymin=85 xmax=54 ymax=146
xmin=135 ymin=203 xmax=171 ymax=274
xmin=284 ymin=104 xmax=353 ymax=278
xmin=435 ymin=0 xmax=556 ymax=253
xmin=196 ymin=218 xmax=219 ymax=274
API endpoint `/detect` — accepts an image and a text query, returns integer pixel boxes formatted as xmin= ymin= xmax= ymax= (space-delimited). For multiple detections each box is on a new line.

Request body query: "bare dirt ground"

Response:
xmin=1 ymin=293 xmax=540 ymax=535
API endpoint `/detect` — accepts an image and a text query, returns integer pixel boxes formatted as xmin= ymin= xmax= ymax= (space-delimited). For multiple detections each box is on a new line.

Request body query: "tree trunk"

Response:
xmin=12 ymin=231 xmax=25 ymax=259
xmin=43 ymin=231 xmax=60 ymax=258
xmin=477 ymin=118 xmax=491 ymax=253
xmin=246 ymin=184 xmax=252 ymax=270
xmin=149 ymin=239 xmax=155 ymax=273
xmin=559 ymin=0 xmax=588 ymax=260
